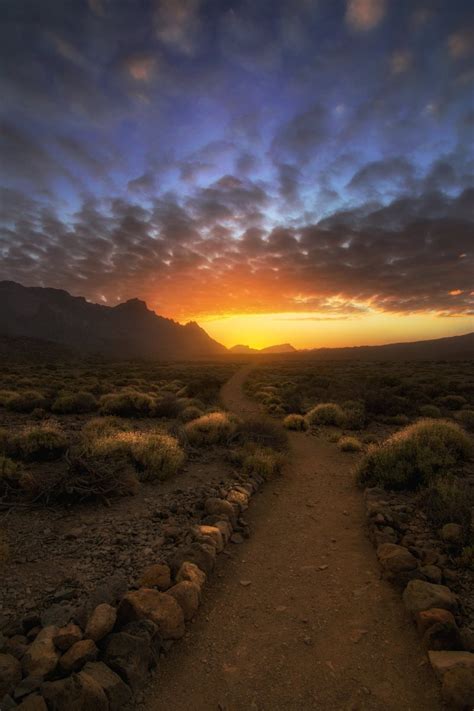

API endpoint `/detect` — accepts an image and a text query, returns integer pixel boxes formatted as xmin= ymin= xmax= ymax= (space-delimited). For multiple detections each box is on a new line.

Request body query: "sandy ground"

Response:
xmin=141 ymin=365 xmax=442 ymax=711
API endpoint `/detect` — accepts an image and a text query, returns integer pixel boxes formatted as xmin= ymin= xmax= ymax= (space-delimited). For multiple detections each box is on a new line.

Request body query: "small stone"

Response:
xmin=0 ymin=653 xmax=22 ymax=697
xmin=195 ymin=525 xmax=224 ymax=552
xmin=423 ymin=621 xmax=463 ymax=651
xmin=214 ymin=520 xmax=232 ymax=544
xmin=442 ymin=666 xmax=474 ymax=709
xmin=170 ymin=543 xmax=215 ymax=577
xmin=167 ymin=581 xmax=200 ymax=621
xmin=429 ymin=650 xmax=474 ymax=679
xmin=22 ymin=627 xmax=59 ymax=678
xmin=59 ymin=639 xmax=98 ymax=673
xmin=377 ymin=543 xmax=417 ymax=575
xmin=40 ymin=605 xmax=72 ymax=629
xmin=85 ymin=603 xmax=117 ymax=642
xmin=175 ymin=562 xmax=206 ymax=591
xmin=440 ymin=523 xmax=464 ymax=546
xmin=53 ymin=624 xmax=82 ymax=652
xmin=403 ymin=580 xmax=458 ymax=616
xmin=230 ymin=533 xmax=244 ymax=544
xmin=204 ymin=498 xmax=237 ymax=526
xmin=227 ymin=489 xmax=249 ymax=511
xmin=118 ymin=588 xmax=185 ymax=640
xmin=138 ymin=564 xmax=171 ymax=591
xmin=82 ymin=661 xmax=132 ymax=710
xmin=419 ymin=565 xmax=442 ymax=584
xmin=416 ymin=608 xmax=456 ymax=635
xmin=240 ymin=580 xmax=252 ymax=587
xmin=3 ymin=635 xmax=28 ymax=660
xmin=103 ymin=632 xmax=151 ymax=691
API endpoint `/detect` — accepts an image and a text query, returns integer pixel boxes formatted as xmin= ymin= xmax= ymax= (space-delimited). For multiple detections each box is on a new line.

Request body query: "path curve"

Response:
xmin=143 ymin=366 xmax=442 ymax=711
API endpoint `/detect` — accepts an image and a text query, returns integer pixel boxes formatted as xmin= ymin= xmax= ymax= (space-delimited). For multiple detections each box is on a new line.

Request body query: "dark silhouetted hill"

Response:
xmin=303 ymin=333 xmax=474 ymax=360
xmin=0 ymin=281 xmax=226 ymax=359
xmin=230 ymin=343 xmax=296 ymax=354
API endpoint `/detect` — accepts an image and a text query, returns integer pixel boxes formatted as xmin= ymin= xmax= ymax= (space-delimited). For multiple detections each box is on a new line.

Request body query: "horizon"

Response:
xmin=1 ymin=1 xmax=473 ymax=347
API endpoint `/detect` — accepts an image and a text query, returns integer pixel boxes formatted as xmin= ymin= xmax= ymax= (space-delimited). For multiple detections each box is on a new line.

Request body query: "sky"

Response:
xmin=0 ymin=0 xmax=473 ymax=349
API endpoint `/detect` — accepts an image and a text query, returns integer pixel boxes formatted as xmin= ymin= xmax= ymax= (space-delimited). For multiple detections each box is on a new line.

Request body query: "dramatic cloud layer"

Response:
xmin=0 ymin=0 xmax=473 ymax=332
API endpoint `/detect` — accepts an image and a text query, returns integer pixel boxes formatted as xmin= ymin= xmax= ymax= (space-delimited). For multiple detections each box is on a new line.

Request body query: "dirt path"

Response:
xmin=143 ymin=366 xmax=442 ymax=711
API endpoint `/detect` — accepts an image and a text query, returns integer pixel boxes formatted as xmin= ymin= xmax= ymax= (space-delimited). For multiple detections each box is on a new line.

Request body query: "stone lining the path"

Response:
xmin=364 ymin=486 xmax=474 ymax=709
xmin=0 ymin=472 xmax=264 ymax=710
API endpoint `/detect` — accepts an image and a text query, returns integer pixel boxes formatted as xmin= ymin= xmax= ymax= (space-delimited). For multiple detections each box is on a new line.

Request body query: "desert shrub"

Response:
xmin=362 ymin=433 xmax=379 ymax=445
xmin=342 ymin=401 xmax=366 ymax=430
xmin=357 ymin=419 xmax=473 ymax=490
xmin=152 ymin=394 xmax=182 ymax=418
xmin=419 ymin=404 xmax=441 ymax=418
xmin=457 ymin=410 xmax=474 ymax=432
xmin=338 ymin=436 xmax=363 ymax=452
xmin=185 ymin=412 xmax=235 ymax=446
xmin=31 ymin=407 xmax=48 ymax=420
xmin=306 ymin=403 xmax=345 ymax=427
xmin=422 ymin=476 xmax=473 ymax=536
xmin=7 ymin=390 xmax=48 ymax=413
xmin=242 ymin=446 xmax=284 ymax=480
xmin=52 ymin=391 xmax=97 ymax=414
xmin=283 ymin=414 xmax=308 ymax=431
xmin=81 ymin=416 xmax=129 ymax=441
xmin=15 ymin=423 xmax=68 ymax=462
xmin=436 ymin=395 xmax=467 ymax=411
xmin=179 ymin=405 xmax=204 ymax=423
xmin=0 ymin=390 xmax=15 ymax=406
xmin=99 ymin=391 xmax=155 ymax=417
xmin=90 ymin=430 xmax=184 ymax=481
xmin=186 ymin=375 xmax=222 ymax=404
xmin=0 ymin=456 xmax=24 ymax=499
xmin=233 ymin=416 xmax=288 ymax=451
xmin=382 ymin=414 xmax=411 ymax=426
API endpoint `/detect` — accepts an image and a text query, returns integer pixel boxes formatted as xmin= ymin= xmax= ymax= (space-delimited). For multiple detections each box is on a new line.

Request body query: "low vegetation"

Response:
xmin=338 ymin=436 xmax=363 ymax=452
xmin=306 ymin=402 xmax=345 ymax=427
xmin=357 ymin=419 xmax=472 ymax=490
xmin=185 ymin=411 xmax=235 ymax=446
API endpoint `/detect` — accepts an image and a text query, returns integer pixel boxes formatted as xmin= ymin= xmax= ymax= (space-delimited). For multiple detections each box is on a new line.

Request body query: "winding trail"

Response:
xmin=143 ymin=365 xmax=442 ymax=711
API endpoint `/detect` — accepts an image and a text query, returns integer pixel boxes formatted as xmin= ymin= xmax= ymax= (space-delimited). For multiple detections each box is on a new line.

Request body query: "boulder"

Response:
xmin=204 ymin=498 xmax=237 ymax=526
xmin=416 ymin=608 xmax=456 ymax=635
xmin=226 ymin=489 xmax=249 ymax=511
xmin=82 ymin=661 xmax=132 ymax=710
xmin=3 ymin=635 xmax=28 ymax=661
xmin=440 ymin=523 xmax=464 ymax=545
xmin=403 ymin=580 xmax=458 ymax=616
xmin=16 ymin=695 xmax=48 ymax=710
xmin=214 ymin=520 xmax=232 ymax=544
xmin=22 ymin=627 xmax=59 ymax=678
xmin=0 ymin=653 xmax=22 ymax=697
xmin=429 ymin=651 xmax=474 ymax=679
xmin=170 ymin=542 xmax=215 ymax=577
xmin=176 ymin=561 xmax=206 ymax=592
xmin=53 ymin=624 xmax=82 ymax=652
xmin=419 ymin=564 xmax=442 ymax=584
xmin=42 ymin=671 xmax=108 ymax=710
xmin=167 ymin=581 xmax=200 ymax=621
xmin=118 ymin=589 xmax=185 ymax=640
xmin=59 ymin=639 xmax=98 ymax=673
xmin=138 ymin=564 xmax=171 ymax=590
xmin=442 ymin=667 xmax=474 ymax=709
xmin=423 ymin=621 xmax=463 ymax=651
xmin=377 ymin=543 xmax=417 ymax=574
xmin=103 ymin=631 xmax=151 ymax=690
xmin=85 ymin=603 xmax=117 ymax=642
xmin=194 ymin=525 xmax=224 ymax=553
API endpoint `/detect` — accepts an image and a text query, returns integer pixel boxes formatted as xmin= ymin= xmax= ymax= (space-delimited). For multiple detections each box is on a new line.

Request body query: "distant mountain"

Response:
xmin=0 ymin=281 xmax=226 ymax=359
xmin=304 ymin=332 xmax=474 ymax=360
xmin=230 ymin=343 xmax=296 ymax=354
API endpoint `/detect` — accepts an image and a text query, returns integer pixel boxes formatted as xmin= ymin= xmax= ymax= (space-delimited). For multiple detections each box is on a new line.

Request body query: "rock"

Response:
xmin=226 ymin=489 xmax=249 ymax=511
xmin=440 ymin=523 xmax=464 ymax=545
xmin=85 ymin=603 xmax=117 ymax=642
xmin=40 ymin=606 xmax=73 ymax=629
xmin=419 ymin=564 xmax=442 ymax=584
xmin=230 ymin=533 xmax=244 ymax=544
xmin=22 ymin=616 xmax=41 ymax=634
xmin=377 ymin=543 xmax=417 ymax=575
xmin=53 ymin=624 xmax=82 ymax=652
xmin=138 ymin=563 xmax=171 ymax=590
xmin=170 ymin=542 xmax=215 ymax=577
xmin=416 ymin=608 xmax=456 ymax=635
xmin=423 ymin=621 xmax=463 ymax=651
xmin=16 ymin=695 xmax=48 ymax=710
xmin=403 ymin=580 xmax=458 ymax=616
xmin=175 ymin=562 xmax=206 ymax=591
xmin=120 ymin=620 xmax=161 ymax=657
xmin=82 ymin=661 xmax=132 ymax=710
xmin=42 ymin=670 xmax=108 ymax=710
xmin=167 ymin=581 xmax=200 ymax=621
xmin=204 ymin=498 xmax=237 ymax=526
xmin=3 ymin=635 xmax=28 ymax=660
xmin=429 ymin=651 xmax=474 ymax=679
xmin=103 ymin=632 xmax=151 ymax=690
xmin=194 ymin=525 xmax=224 ymax=552
xmin=75 ymin=576 xmax=127 ymax=629
xmin=460 ymin=628 xmax=474 ymax=652
xmin=59 ymin=639 xmax=98 ymax=673
xmin=118 ymin=589 xmax=185 ymax=640
xmin=12 ymin=674 xmax=42 ymax=701
xmin=22 ymin=627 xmax=59 ymax=678
xmin=0 ymin=653 xmax=22 ymax=697
xmin=214 ymin=520 xmax=232 ymax=544
xmin=442 ymin=667 xmax=474 ymax=709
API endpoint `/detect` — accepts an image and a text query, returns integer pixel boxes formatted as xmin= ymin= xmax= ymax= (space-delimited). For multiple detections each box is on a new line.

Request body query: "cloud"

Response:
xmin=447 ymin=29 xmax=474 ymax=60
xmin=154 ymin=0 xmax=202 ymax=56
xmin=124 ymin=54 xmax=158 ymax=82
xmin=271 ymin=105 xmax=327 ymax=163
xmin=127 ymin=172 xmax=156 ymax=193
xmin=346 ymin=158 xmax=417 ymax=197
xmin=345 ymin=0 xmax=387 ymax=32
xmin=390 ymin=50 xmax=413 ymax=75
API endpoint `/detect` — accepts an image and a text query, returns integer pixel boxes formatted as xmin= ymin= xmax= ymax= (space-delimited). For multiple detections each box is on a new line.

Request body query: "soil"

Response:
xmin=140 ymin=365 xmax=442 ymax=711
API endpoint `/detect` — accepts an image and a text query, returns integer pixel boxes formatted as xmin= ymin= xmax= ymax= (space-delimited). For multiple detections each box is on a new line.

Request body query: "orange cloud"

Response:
xmin=345 ymin=0 xmax=387 ymax=32
xmin=126 ymin=55 xmax=156 ymax=82
xmin=390 ymin=50 xmax=413 ymax=75
xmin=447 ymin=29 xmax=474 ymax=60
